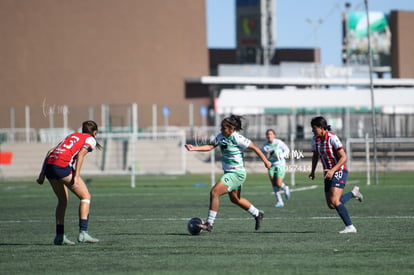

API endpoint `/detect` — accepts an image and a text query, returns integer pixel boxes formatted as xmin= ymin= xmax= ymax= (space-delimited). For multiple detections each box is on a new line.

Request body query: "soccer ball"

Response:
xmin=187 ymin=217 xmax=204 ymax=235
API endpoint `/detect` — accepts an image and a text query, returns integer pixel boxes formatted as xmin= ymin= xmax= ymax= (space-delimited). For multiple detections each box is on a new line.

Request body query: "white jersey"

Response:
xmin=212 ymin=132 xmax=251 ymax=173
xmin=261 ymin=138 xmax=290 ymax=167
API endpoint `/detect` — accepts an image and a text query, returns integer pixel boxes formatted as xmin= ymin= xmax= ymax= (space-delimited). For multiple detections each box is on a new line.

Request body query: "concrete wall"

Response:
xmin=0 ymin=0 xmax=209 ymax=129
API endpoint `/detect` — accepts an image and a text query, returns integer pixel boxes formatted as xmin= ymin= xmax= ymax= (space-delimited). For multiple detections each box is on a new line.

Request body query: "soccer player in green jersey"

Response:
xmin=185 ymin=115 xmax=271 ymax=232
xmin=261 ymin=129 xmax=291 ymax=207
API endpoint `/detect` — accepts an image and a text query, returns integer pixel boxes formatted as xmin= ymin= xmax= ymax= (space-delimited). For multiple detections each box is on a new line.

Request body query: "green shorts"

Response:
xmin=220 ymin=171 xmax=247 ymax=192
xmin=268 ymin=165 xmax=286 ymax=178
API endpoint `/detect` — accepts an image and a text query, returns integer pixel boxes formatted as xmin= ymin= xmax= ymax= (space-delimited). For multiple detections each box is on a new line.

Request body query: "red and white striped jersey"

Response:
xmin=311 ymin=131 xmax=347 ymax=171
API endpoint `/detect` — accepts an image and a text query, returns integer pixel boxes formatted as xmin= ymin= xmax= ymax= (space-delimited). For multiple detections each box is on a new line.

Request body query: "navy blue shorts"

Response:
xmin=45 ymin=164 xmax=73 ymax=180
xmin=324 ymin=169 xmax=348 ymax=192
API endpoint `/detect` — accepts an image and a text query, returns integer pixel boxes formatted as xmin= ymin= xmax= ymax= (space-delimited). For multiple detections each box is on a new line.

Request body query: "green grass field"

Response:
xmin=1 ymin=171 xmax=413 ymax=274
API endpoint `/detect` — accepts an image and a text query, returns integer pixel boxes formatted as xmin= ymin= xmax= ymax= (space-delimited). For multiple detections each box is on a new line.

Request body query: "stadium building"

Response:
xmin=0 ymin=1 xmax=413 ymax=134
xmin=0 ymin=1 xmax=414 ymax=178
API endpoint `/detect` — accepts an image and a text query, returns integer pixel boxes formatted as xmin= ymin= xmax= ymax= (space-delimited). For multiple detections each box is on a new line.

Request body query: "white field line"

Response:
xmin=272 ymin=184 xmax=318 ymax=195
xmin=9 ymin=185 xmax=319 ymax=199
xmin=1 ymin=215 xmax=414 ymax=224
xmin=291 ymin=185 xmax=318 ymax=192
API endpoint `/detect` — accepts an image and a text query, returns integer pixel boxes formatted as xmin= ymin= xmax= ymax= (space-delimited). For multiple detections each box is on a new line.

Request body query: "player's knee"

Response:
xmin=327 ymin=202 xmax=336 ymax=209
xmin=229 ymin=196 xmax=239 ymax=204
xmin=210 ymin=185 xmax=224 ymax=197
xmin=210 ymin=189 xmax=218 ymax=197
xmin=80 ymin=193 xmax=92 ymax=203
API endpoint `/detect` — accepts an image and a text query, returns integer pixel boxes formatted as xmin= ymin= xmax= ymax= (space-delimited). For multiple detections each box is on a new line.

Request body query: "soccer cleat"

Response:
xmin=78 ymin=231 xmax=99 ymax=243
xmin=197 ymin=222 xmax=213 ymax=232
xmin=274 ymin=201 xmax=284 ymax=208
xmin=339 ymin=225 xmax=357 ymax=234
xmin=54 ymin=235 xmax=75 ymax=245
xmin=351 ymin=186 xmax=364 ymax=202
xmin=284 ymin=186 xmax=291 ymax=200
xmin=255 ymin=211 xmax=264 ymax=230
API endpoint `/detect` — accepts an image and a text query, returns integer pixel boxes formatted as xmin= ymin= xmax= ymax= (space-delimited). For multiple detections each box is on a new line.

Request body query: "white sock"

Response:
xmin=273 ymin=186 xmax=282 ymax=202
xmin=206 ymin=210 xmax=217 ymax=225
xmin=247 ymin=205 xmax=259 ymax=217
xmin=283 ymin=183 xmax=290 ymax=194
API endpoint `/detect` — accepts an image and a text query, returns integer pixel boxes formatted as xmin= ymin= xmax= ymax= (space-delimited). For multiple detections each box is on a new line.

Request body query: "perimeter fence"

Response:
xmin=1 ymin=103 xmax=414 ymax=183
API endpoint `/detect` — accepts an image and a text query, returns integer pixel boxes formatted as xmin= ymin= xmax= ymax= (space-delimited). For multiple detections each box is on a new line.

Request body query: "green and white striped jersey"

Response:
xmin=261 ymin=138 xmax=290 ymax=166
xmin=212 ymin=132 xmax=251 ymax=173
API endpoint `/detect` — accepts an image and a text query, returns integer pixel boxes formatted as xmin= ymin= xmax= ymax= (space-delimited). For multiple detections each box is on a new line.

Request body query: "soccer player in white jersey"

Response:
xmin=308 ymin=116 xmax=364 ymax=234
xmin=261 ymin=129 xmax=291 ymax=208
xmin=185 ymin=115 xmax=271 ymax=232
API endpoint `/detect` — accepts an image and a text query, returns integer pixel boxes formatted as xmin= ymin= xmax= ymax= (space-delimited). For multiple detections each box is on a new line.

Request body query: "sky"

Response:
xmin=206 ymin=0 xmax=414 ymax=65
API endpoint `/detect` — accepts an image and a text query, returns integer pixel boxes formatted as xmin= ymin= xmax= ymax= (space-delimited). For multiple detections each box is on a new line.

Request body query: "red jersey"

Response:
xmin=311 ymin=131 xmax=347 ymax=171
xmin=47 ymin=132 xmax=96 ymax=167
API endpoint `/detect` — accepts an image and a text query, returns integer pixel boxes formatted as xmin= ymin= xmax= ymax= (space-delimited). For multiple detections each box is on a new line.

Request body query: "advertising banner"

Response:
xmin=344 ymin=12 xmax=391 ymax=67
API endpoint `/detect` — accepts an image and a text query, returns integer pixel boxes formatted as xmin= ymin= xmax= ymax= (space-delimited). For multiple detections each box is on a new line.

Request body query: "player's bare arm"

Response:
xmin=185 ymin=144 xmax=215 ymax=152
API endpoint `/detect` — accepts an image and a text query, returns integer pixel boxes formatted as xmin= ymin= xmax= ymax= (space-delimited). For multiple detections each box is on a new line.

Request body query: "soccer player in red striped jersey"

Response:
xmin=42 ymin=120 xmax=102 ymax=244
xmin=308 ymin=116 xmax=363 ymax=234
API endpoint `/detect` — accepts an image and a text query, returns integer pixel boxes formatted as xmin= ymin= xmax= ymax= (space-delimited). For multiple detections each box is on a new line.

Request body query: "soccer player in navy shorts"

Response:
xmin=308 ymin=116 xmax=364 ymax=233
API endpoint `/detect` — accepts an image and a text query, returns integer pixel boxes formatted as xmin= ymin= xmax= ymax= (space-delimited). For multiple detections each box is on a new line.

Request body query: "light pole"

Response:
xmin=344 ymin=2 xmax=351 ymax=86
xmin=343 ymin=2 xmax=351 ymax=142
xmin=364 ymin=0 xmax=379 ymax=185
xmin=306 ymin=18 xmax=323 ymax=88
